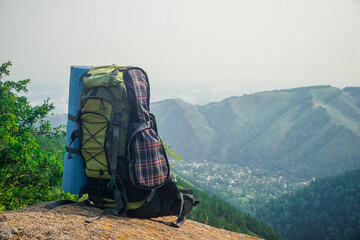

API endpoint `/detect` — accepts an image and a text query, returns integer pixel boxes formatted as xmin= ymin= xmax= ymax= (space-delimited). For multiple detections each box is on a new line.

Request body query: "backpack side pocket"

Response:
xmin=128 ymin=122 xmax=170 ymax=190
xmin=80 ymin=98 xmax=112 ymax=179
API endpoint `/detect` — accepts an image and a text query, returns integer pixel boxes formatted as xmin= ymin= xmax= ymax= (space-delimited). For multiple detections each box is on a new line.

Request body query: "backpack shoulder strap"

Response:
xmin=109 ymin=109 xmax=122 ymax=181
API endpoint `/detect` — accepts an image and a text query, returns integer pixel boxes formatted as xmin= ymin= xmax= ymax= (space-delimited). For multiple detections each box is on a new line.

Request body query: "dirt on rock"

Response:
xmin=0 ymin=202 xmax=262 ymax=240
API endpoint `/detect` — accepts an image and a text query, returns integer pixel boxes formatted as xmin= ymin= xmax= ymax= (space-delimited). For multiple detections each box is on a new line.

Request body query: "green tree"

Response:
xmin=257 ymin=169 xmax=360 ymax=240
xmin=0 ymin=61 xmax=68 ymax=211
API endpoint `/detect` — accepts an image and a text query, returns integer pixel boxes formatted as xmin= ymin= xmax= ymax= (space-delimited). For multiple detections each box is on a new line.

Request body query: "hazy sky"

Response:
xmin=1 ymin=0 xmax=359 ymax=112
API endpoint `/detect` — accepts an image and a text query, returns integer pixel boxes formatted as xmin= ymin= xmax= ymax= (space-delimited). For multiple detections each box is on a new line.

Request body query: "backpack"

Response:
xmin=49 ymin=65 xmax=198 ymax=227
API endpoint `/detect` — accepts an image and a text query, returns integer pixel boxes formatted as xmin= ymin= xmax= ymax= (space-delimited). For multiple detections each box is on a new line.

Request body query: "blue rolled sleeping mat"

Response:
xmin=62 ymin=66 xmax=91 ymax=194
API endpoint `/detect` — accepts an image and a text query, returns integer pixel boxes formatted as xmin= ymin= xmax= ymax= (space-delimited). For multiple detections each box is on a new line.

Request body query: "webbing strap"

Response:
xmin=129 ymin=121 xmax=150 ymax=141
xmin=110 ymin=110 xmax=122 ymax=180
xmin=65 ymin=146 xmax=80 ymax=155
xmin=70 ymin=129 xmax=80 ymax=143
xmin=145 ymin=189 xmax=156 ymax=203
xmin=46 ymin=200 xmax=77 ymax=209
xmin=150 ymin=213 xmax=186 ymax=228
xmin=85 ymin=209 xmax=119 ymax=223
xmin=67 ymin=129 xmax=81 ymax=159
xmin=83 ymin=182 xmax=127 ymax=223
xmin=171 ymin=215 xmax=186 ymax=228
xmin=68 ymin=113 xmax=78 ymax=123
xmin=114 ymin=177 xmax=128 ymax=217
xmin=45 ymin=194 xmax=126 ymax=224
xmin=172 ymin=193 xmax=200 ymax=228
xmin=45 ymin=199 xmax=93 ymax=210
xmin=173 ymin=193 xmax=185 ymax=228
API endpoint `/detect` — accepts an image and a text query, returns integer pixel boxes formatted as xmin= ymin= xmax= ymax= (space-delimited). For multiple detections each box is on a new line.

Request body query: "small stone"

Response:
xmin=0 ymin=215 xmax=7 ymax=222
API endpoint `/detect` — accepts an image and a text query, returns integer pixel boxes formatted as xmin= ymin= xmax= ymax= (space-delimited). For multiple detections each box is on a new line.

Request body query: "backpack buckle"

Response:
xmin=113 ymin=110 xmax=122 ymax=125
xmin=107 ymin=180 xmax=118 ymax=190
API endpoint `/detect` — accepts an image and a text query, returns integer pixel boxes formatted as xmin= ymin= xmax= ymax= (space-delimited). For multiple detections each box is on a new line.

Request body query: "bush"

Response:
xmin=0 ymin=61 xmax=71 ymax=211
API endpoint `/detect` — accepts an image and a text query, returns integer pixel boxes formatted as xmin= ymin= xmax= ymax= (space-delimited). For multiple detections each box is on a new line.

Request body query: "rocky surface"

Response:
xmin=0 ymin=202 xmax=262 ymax=240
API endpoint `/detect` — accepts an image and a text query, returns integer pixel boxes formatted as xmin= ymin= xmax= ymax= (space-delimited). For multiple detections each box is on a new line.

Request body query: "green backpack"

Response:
xmin=49 ymin=65 xmax=198 ymax=227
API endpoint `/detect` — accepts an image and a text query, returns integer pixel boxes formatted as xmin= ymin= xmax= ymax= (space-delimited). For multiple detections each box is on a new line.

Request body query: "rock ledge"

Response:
xmin=0 ymin=202 xmax=261 ymax=240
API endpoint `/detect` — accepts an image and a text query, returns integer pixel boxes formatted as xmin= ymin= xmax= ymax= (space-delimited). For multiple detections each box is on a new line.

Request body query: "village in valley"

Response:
xmin=172 ymin=159 xmax=316 ymax=211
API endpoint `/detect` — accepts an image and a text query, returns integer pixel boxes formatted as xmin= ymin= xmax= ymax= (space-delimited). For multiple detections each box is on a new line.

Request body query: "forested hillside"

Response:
xmin=176 ymin=177 xmax=282 ymax=240
xmin=256 ymin=169 xmax=360 ymax=240
xmin=152 ymin=86 xmax=360 ymax=180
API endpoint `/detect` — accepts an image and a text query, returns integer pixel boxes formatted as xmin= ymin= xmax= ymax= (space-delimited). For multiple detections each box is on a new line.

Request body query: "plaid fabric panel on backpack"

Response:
xmin=126 ymin=69 xmax=169 ymax=188
xmin=134 ymin=128 xmax=169 ymax=188
xmin=126 ymin=69 xmax=150 ymax=122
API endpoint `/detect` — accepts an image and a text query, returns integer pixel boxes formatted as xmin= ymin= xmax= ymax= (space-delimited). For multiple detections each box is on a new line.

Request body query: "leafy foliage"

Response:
xmin=256 ymin=170 xmax=360 ymax=240
xmin=0 ymin=61 xmax=70 ymax=211
xmin=163 ymin=141 xmax=181 ymax=170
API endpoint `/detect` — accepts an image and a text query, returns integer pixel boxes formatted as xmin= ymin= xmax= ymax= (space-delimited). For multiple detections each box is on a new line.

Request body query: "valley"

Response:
xmin=152 ymin=85 xmax=360 ymax=214
xmin=171 ymin=159 xmax=314 ymax=213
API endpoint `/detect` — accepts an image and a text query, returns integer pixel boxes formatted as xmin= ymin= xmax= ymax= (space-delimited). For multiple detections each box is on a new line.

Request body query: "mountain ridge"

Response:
xmin=152 ymin=86 xmax=360 ymax=180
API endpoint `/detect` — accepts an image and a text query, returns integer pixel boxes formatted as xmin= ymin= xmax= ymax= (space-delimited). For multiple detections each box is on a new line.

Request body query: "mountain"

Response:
xmin=256 ymin=169 xmax=360 ymax=240
xmin=0 ymin=202 xmax=261 ymax=240
xmin=152 ymin=86 xmax=360 ymax=181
